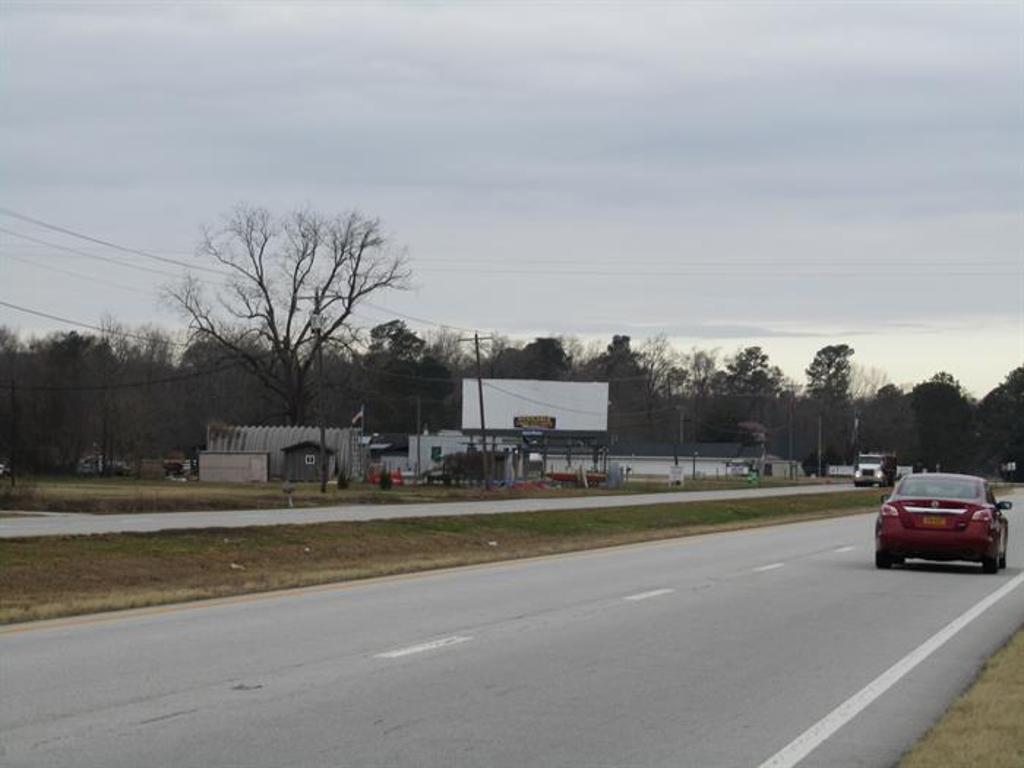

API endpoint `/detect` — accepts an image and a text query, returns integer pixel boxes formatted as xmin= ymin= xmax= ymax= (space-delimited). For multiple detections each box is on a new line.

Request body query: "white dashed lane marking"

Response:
xmin=375 ymin=636 xmax=473 ymax=659
xmin=752 ymin=563 xmax=786 ymax=573
xmin=624 ymin=588 xmax=675 ymax=602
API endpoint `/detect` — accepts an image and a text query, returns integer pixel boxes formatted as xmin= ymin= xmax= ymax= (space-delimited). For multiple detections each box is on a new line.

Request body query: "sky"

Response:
xmin=1 ymin=1 xmax=1022 ymax=397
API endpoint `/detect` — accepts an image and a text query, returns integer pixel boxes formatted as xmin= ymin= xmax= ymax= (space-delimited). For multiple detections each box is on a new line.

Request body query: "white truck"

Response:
xmin=853 ymin=452 xmax=897 ymax=487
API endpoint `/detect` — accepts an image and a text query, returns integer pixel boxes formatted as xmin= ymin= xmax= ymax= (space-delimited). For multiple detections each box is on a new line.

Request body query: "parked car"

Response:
xmin=875 ymin=473 xmax=1010 ymax=573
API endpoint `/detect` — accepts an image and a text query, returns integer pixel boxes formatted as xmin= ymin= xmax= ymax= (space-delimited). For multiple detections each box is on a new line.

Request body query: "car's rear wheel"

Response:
xmin=981 ymin=556 xmax=998 ymax=574
xmin=875 ymin=551 xmax=892 ymax=569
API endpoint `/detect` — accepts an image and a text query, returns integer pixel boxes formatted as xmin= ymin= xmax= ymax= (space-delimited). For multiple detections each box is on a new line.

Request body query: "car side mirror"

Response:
xmin=880 ymin=494 xmax=889 ymax=504
xmin=997 ymin=501 xmax=1013 ymax=511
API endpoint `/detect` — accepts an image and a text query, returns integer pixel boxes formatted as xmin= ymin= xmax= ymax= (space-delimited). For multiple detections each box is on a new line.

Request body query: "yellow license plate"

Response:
xmin=923 ymin=515 xmax=947 ymax=527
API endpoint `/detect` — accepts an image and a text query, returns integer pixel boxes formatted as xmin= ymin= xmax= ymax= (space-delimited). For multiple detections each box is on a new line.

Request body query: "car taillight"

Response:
xmin=880 ymin=504 xmax=899 ymax=517
xmin=971 ymin=508 xmax=993 ymax=522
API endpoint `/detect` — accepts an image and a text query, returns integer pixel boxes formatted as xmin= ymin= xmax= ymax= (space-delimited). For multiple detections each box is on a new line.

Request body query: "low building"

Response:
xmin=199 ymin=451 xmax=269 ymax=483
xmin=403 ymin=432 xmax=801 ymax=483
xmin=204 ymin=424 xmax=361 ymax=480
xmin=282 ymin=441 xmax=335 ymax=483
xmin=368 ymin=433 xmax=411 ymax=472
xmin=555 ymin=442 xmax=799 ymax=480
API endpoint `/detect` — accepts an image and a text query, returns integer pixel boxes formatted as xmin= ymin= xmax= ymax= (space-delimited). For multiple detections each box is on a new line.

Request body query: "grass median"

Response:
xmin=0 ymin=489 xmax=878 ymax=624
xmin=0 ymin=476 xmax=814 ymax=514
xmin=900 ymin=626 xmax=1024 ymax=768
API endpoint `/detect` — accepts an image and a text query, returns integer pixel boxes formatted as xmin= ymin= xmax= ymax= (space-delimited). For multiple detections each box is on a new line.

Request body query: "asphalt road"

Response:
xmin=0 ymin=483 xmax=862 ymax=538
xmin=2 ymin=488 xmax=1022 ymax=767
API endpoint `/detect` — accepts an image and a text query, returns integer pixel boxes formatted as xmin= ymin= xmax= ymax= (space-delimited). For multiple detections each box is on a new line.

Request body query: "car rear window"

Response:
xmin=897 ymin=476 xmax=981 ymax=500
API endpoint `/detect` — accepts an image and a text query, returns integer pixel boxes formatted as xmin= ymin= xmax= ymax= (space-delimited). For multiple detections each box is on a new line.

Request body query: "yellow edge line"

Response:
xmin=0 ymin=508 xmax=875 ymax=637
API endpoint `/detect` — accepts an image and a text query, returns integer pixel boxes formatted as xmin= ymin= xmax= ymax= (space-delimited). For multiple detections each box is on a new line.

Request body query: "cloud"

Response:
xmin=1 ymin=2 xmax=1020 ymax=395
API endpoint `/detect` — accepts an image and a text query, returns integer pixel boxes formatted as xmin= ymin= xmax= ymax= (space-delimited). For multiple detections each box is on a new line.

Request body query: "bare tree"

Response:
xmin=168 ymin=205 xmax=409 ymax=424
xmin=637 ymin=336 xmax=687 ymax=435
xmin=685 ymin=346 xmax=720 ymax=439
xmin=424 ymin=328 xmax=469 ymax=371
xmin=850 ymin=363 xmax=892 ymax=401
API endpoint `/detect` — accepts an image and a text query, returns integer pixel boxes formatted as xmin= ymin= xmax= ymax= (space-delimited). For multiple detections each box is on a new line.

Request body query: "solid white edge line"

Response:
xmin=753 ymin=563 xmax=785 ymax=573
xmin=624 ymin=588 xmax=675 ymax=601
xmin=375 ymin=635 xmax=473 ymax=659
xmin=757 ymin=571 xmax=1024 ymax=768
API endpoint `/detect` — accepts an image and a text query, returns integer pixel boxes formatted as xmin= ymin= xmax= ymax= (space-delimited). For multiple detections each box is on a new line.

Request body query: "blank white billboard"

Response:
xmin=461 ymin=379 xmax=609 ymax=433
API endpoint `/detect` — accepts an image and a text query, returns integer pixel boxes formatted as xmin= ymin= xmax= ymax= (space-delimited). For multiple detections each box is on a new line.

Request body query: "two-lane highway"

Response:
xmin=2 ymin=488 xmax=1021 ymax=767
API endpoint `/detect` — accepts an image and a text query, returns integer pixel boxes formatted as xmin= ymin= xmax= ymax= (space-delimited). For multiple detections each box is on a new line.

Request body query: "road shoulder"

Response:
xmin=899 ymin=625 xmax=1024 ymax=768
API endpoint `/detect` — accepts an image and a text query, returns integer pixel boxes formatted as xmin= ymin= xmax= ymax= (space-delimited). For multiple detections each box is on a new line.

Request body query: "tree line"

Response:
xmin=0 ymin=205 xmax=1019 ymax=479
xmin=1 ymin=323 xmax=1021 ymax=479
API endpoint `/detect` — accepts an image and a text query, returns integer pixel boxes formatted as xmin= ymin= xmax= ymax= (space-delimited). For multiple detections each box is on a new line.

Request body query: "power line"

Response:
xmin=0 ymin=251 xmax=149 ymax=294
xmin=0 ymin=207 xmax=228 ymax=277
xmin=413 ymin=265 xmax=1018 ymax=278
xmin=412 ymin=254 xmax=1016 ymax=267
xmin=0 ymin=226 xmax=189 ymax=279
xmin=0 ymin=299 xmax=189 ymax=348
xmin=0 ymin=298 xmax=794 ymax=395
xmin=0 ymin=215 xmax=476 ymax=333
xmin=0 ymin=359 xmax=247 ymax=392
xmin=359 ymin=301 xmax=478 ymax=335
xmin=0 ymin=299 xmax=820 ymax=414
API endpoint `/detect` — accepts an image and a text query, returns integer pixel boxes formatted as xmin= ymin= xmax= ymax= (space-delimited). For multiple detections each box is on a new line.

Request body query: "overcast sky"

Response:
xmin=1 ymin=1 xmax=1021 ymax=396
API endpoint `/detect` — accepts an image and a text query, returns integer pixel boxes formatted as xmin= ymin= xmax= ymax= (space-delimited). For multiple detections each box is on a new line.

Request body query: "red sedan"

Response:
xmin=875 ymin=473 xmax=1011 ymax=573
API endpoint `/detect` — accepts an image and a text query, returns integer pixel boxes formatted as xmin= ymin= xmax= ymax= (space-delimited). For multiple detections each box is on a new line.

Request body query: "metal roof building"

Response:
xmin=205 ymin=425 xmax=362 ymax=480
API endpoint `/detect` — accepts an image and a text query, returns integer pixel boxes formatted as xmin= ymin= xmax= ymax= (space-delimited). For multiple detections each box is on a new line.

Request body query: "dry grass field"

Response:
xmin=0 ymin=475 xmax=818 ymax=514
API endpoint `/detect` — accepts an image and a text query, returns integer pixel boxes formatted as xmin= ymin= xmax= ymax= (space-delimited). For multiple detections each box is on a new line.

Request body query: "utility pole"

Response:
xmin=788 ymin=392 xmax=795 ymax=479
xmin=817 ymin=413 xmax=823 ymax=479
xmin=474 ymin=332 xmax=491 ymax=491
xmin=8 ymin=379 xmax=16 ymax=489
xmin=674 ymin=407 xmax=682 ymax=467
xmin=311 ymin=291 xmax=327 ymax=494
xmin=459 ymin=332 xmax=493 ymax=490
xmin=415 ymin=395 xmax=422 ymax=484
xmin=851 ymin=409 xmax=859 ymax=464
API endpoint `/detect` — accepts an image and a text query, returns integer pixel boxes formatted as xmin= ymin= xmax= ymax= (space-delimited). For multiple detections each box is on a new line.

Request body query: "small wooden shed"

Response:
xmin=281 ymin=441 xmax=335 ymax=483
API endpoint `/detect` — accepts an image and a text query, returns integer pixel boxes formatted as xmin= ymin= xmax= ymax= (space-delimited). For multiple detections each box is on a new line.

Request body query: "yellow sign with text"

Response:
xmin=514 ymin=415 xmax=556 ymax=430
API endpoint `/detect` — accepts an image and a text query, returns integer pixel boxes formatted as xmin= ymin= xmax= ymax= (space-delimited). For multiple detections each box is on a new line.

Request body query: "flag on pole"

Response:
xmin=351 ymin=405 xmax=364 ymax=426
